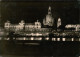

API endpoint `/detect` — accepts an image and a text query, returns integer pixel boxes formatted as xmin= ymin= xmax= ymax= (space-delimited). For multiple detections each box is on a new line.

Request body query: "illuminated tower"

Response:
xmin=43 ymin=6 xmax=54 ymax=26
xmin=48 ymin=6 xmax=51 ymax=15
xmin=19 ymin=20 xmax=25 ymax=30
xmin=35 ymin=20 xmax=41 ymax=29
xmin=4 ymin=20 xmax=11 ymax=29
xmin=57 ymin=18 xmax=61 ymax=28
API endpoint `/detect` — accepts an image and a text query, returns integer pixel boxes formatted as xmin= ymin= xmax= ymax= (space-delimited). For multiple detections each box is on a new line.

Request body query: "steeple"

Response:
xmin=48 ymin=6 xmax=51 ymax=15
xmin=57 ymin=18 xmax=61 ymax=28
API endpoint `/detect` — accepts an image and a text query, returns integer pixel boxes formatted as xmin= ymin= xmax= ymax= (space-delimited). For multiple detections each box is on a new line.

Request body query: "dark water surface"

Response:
xmin=0 ymin=40 xmax=80 ymax=57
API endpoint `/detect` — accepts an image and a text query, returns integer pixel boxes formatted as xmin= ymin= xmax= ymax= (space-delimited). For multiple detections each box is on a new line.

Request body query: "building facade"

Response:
xmin=4 ymin=6 xmax=62 ymax=31
xmin=65 ymin=24 xmax=80 ymax=31
xmin=4 ymin=20 xmax=41 ymax=31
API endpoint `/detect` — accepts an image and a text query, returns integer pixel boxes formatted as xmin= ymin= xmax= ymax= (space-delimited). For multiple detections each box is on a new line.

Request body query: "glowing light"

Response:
xmin=71 ymin=38 xmax=74 ymax=41
xmin=24 ymin=37 xmax=26 ymax=40
xmin=38 ymin=37 xmax=42 ymax=40
xmin=31 ymin=37 xmax=34 ymax=40
xmin=52 ymin=38 xmax=56 ymax=41
xmin=36 ymin=33 xmax=42 ymax=36
xmin=62 ymin=38 xmax=66 ymax=41
xmin=45 ymin=37 xmax=49 ymax=40
xmin=57 ymin=38 xmax=60 ymax=41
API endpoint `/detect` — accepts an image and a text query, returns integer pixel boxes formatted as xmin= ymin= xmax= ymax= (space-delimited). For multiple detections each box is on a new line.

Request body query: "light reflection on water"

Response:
xmin=0 ymin=37 xmax=80 ymax=41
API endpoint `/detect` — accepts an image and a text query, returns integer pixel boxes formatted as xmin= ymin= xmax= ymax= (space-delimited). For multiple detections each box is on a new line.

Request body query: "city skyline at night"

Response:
xmin=0 ymin=1 xmax=80 ymax=57
xmin=1 ymin=1 xmax=79 ymax=27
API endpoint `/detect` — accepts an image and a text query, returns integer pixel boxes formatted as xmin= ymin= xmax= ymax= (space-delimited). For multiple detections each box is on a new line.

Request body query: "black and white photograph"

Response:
xmin=0 ymin=0 xmax=80 ymax=57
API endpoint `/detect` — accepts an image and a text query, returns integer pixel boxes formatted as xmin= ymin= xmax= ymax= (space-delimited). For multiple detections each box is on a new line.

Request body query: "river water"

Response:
xmin=0 ymin=36 xmax=80 ymax=57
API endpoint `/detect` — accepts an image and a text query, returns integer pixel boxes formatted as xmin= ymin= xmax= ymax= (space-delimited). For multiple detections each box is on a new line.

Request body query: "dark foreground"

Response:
xmin=0 ymin=40 xmax=80 ymax=57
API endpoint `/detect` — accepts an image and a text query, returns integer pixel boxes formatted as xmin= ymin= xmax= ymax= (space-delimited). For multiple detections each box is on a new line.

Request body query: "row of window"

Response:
xmin=5 ymin=25 xmax=41 ymax=30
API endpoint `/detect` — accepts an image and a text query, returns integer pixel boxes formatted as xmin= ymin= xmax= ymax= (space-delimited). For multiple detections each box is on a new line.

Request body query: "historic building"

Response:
xmin=65 ymin=24 xmax=80 ymax=31
xmin=25 ymin=20 xmax=41 ymax=30
xmin=4 ymin=6 xmax=62 ymax=32
xmin=43 ymin=6 xmax=54 ymax=26
xmin=4 ymin=20 xmax=41 ymax=31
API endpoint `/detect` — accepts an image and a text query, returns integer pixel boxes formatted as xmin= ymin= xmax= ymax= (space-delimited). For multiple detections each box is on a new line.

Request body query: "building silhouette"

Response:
xmin=4 ymin=20 xmax=41 ymax=31
xmin=4 ymin=6 xmax=61 ymax=31
xmin=4 ymin=6 xmax=80 ymax=31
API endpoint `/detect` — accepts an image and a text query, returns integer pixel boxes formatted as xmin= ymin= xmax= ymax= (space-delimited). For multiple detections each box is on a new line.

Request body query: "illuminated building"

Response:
xmin=25 ymin=20 xmax=41 ymax=29
xmin=43 ymin=6 xmax=54 ymax=26
xmin=4 ymin=20 xmax=41 ymax=31
xmin=57 ymin=18 xmax=61 ymax=28
xmin=65 ymin=24 xmax=80 ymax=31
xmin=4 ymin=6 xmax=63 ymax=31
xmin=4 ymin=20 xmax=25 ymax=31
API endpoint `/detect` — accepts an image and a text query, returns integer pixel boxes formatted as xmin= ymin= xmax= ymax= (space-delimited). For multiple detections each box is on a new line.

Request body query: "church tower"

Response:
xmin=57 ymin=18 xmax=61 ymax=28
xmin=43 ymin=6 xmax=54 ymax=26
xmin=48 ymin=6 xmax=51 ymax=15
xmin=4 ymin=20 xmax=11 ymax=29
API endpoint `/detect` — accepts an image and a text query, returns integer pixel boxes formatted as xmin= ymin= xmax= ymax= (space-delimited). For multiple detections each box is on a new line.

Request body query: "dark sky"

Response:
xmin=0 ymin=1 xmax=79 ymax=27
xmin=1 ymin=0 xmax=78 ymax=2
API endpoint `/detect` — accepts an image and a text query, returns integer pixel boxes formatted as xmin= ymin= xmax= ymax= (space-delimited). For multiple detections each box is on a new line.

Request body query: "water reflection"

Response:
xmin=0 ymin=37 xmax=80 ymax=41
xmin=45 ymin=37 xmax=49 ymax=40
xmin=62 ymin=38 xmax=66 ymax=41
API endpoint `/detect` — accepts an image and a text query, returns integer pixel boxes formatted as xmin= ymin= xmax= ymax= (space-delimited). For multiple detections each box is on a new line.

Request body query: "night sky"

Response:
xmin=0 ymin=0 xmax=79 ymax=27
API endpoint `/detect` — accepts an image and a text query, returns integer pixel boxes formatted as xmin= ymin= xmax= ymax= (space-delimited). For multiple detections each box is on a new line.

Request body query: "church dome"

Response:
xmin=46 ymin=14 xmax=53 ymax=23
xmin=43 ymin=6 xmax=54 ymax=26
